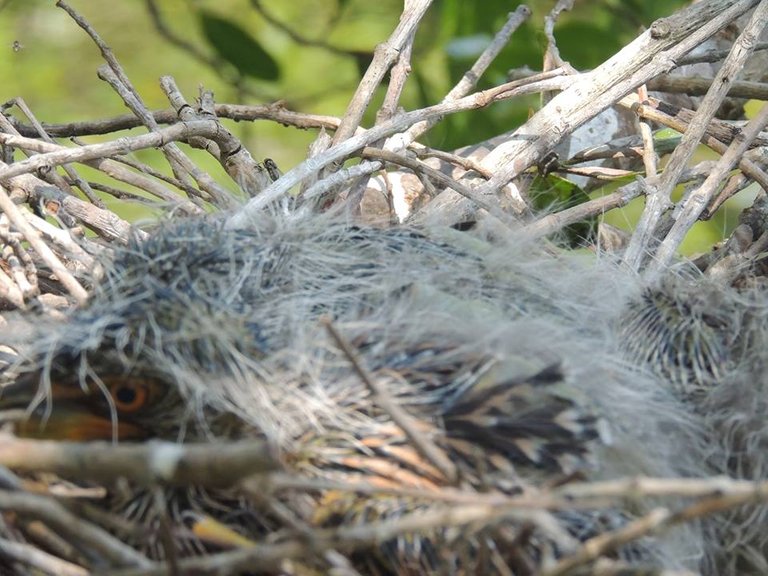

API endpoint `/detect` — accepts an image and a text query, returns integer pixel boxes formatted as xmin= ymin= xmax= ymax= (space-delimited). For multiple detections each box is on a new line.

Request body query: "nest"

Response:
xmin=3 ymin=2 xmax=768 ymax=575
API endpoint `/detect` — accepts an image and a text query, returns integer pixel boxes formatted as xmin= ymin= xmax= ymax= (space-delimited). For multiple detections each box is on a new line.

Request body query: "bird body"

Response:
xmin=0 ymin=211 xmax=743 ymax=573
xmin=622 ymin=272 xmax=768 ymax=575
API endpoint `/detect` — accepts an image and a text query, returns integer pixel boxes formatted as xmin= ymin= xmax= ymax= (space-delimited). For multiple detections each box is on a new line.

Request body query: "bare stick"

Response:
xmin=375 ymin=34 xmax=415 ymax=125
xmin=0 ymin=489 xmax=153 ymax=568
xmin=226 ymin=74 xmax=573 ymax=227
xmin=625 ymin=0 xmax=768 ymax=270
xmin=105 ymin=503 xmax=546 ymax=576
xmin=103 ymin=472 xmax=768 ymax=576
xmin=679 ymin=40 xmax=768 ymax=64
xmin=56 ymin=1 xmax=236 ymax=207
xmin=359 ymin=146 xmax=514 ymax=224
xmin=636 ymin=86 xmax=658 ymax=178
xmin=159 ymin=76 xmax=271 ymax=195
xmin=0 ymin=184 xmax=87 ymax=303
xmin=619 ymin=94 xmax=768 ymax=189
xmin=0 ymin=537 xmax=88 ymax=576
xmin=97 ymin=65 xmax=235 ymax=207
xmin=648 ymin=74 xmax=768 ymax=99
xmin=9 ymin=105 xmax=344 ymax=139
xmin=404 ymin=4 xmax=532 ymax=143
xmin=423 ymin=0 xmax=759 ymax=226
xmin=11 ymin=98 xmax=104 ymax=208
xmin=0 ymin=121 xmax=233 ymax=182
xmin=0 ymin=437 xmax=279 ymax=488
xmin=10 ymin=172 xmax=138 ymax=244
xmin=330 ymin=0 xmax=434 ymax=147
xmin=541 ymin=508 xmax=674 ymax=576
xmin=651 ymin=89 xmax=768 ymax=272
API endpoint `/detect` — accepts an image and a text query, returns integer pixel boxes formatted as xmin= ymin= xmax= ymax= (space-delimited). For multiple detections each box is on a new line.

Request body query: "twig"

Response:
xmin=158 ymin=76 xmax=271 ymax=195
xmin=359 ymin=146 xmax=515 ymax=225
xmin=0 ymin=489 xmax=153 ymax=568
xmin=0 ymin=437 xmax=279 ymax=488
xmin=0 ymin=224 xmax=37 ymax=305
xmin=678 ymin=40 xmax=768 ymax=64
xmin=0 ymin=184 xmax=87 ymax=304
xmin=0 ymin=121 xmax=232 ymax=182
xmin=330 ymin=0 xmax=434 ymax=147
xmin=8 ymin=105 xmax=343 ymax=139
xmin=636 ymin=85 xmax=658 ymax=178
xmin=374 ymin=28 xmax=414 ymax=126
xmin=56 ymin=1 xmax=237 ymax=208
xmin=96 ymin=65 xmax=234 ymax=207
xmin=102 ymin=471 xmax=768 ymax=576
xmin=225 ymin=74 xmax=572 ymax=226
xmin=0 ymin=537 xmax=89 ymax=576
xmin=543 ymin=0 xmax=575 ymax=71
xmin=651 ymin=87 xmax=768 ymax=272
xmin=625 ymin=0 xmax=768 ymax=270
xmin=411 ymin=144 xmax=493 ymax=179
xmin=297 ymin=160 xmax=383 ymax=212
xmin=426 ymin=0 xmax=760 ymax=228
xmin=554 ymin=475 xmax=768 ymax=501
xmin=104 ymin=503 xmax=538 ymax=576
xmin=403 ymin=4 xmax=532 ymax=143
xmin=619 ymin=95 xmax=768 ymax=189
xmin=10 ymin=98 xmax=104 ymax=208
xmin=524 ymin=181 xmax=644 ymax=239
xmin=9 ymin=172 xmax=138 ymax=244
xmin=648 ymin=74 xmax=768 ymax=99
xmin=546 ymin=474 xmax=768 ymax=576
xmin=0 ymin=264 xmax=24 ymax=309
xmin=541 ymin=508 xmax=673 ymax=576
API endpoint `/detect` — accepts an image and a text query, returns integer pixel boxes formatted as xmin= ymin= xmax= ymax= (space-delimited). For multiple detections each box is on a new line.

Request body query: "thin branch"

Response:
xmin=226 ymin=74 xmax=573 ymax=226
xmin=330 ymin=0 xmax=434 ymax=147
xmin=648 ymin=74 xmax=768 ymax=99
xmin=0 ymin=489 xmax=153 ymax=568
xmin=404 ymin=4 xmax=532 ymax=143
xmin=0 ymin=437 xmax=279 ymax=488
xmin=0 ymin=538 xmax=89 ymax=576
xmin=8 ymin=104 xmax=343 ymax=139
xmin=359 ymin=146 xmax=514 ymax=224
xmin=0 ymin=184 xmax=87 ymax=304
xmin=0 ymin=121 xmax=232 ymax=182
xmin=625 ymin=0 xmax=768 ymax=270
xmin=11 ymin=98 xmax=104 ymax=208
xmin=651 ymin=90 xmax=768 ymax=272
xmin=439 ymin=0 xmax=761 ymax=227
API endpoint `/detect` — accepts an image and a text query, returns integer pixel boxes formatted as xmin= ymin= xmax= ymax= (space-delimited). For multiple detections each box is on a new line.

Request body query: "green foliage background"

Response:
xmin=2 ymin=0 xmax=745 ymax=254
xmin=0 ymin=1 xmax=688 ymax=159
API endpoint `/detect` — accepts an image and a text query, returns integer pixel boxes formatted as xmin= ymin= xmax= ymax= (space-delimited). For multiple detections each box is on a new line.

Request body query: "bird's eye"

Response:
xmin=108 ymin=380 xmax=150 ymax=413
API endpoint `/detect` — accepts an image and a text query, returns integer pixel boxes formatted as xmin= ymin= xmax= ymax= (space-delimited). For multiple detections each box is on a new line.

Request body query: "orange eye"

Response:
xmin=108 ymin=380 xmax=150 ymax=413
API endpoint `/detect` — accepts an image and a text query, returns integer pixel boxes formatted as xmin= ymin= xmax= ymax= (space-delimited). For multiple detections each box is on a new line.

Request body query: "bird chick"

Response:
xmin=2 ymin=212 xmax=707 ymax=573
xmin=621 ymin=269 xmax=768 ymax=575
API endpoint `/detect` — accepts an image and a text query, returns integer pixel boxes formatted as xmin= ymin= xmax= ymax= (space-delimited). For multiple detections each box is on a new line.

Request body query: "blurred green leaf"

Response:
xmin=530 ymin=174 xmax=589 ymax=209
xmin=411 ymin=67 xmax=433 ymax=110
xmin=554 ymin=22 xmax=623 ymax=69
xmin=351 ymin=50 xmax=374 ymax=78
xmin=530 ymin=174 xmax=595 ymax=246
xmin=199 ymin=11 xmax=280 ymax=81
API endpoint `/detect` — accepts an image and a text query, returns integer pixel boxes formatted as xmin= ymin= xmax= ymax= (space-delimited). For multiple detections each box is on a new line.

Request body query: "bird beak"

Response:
xmin=0 ymin=377 xmax=148 ymax=442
